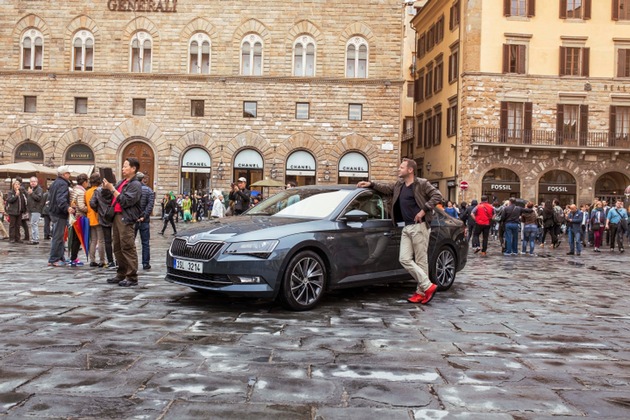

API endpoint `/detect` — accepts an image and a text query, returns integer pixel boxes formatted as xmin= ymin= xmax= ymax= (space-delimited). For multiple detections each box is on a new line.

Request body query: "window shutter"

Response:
xmin=560 ymin=0 xmax=567 ymax=19
xmin=618 ymin=49 xmax=626 ymax=78
xmin=610 ymin=105 xmax=617 ymax=145
xmin=524 ymin=102 xmax=533 ymax=143
xmin=504 ymin=0 xmax=511 ymax=16
xmin=582 ymin=47 xmax=590 ymax=77
xmin=584 ymin=0 xmax=592 ymax=20
xmin=559 ymin=47 xmax=566 ymax=76
xmin=580 ymin=104 xmax=589 ymax=145
xmin=518 ymin=45 xmax=526 ymax=73
xmin=502 ymin=44 xmax=509 ymax=73
xmin=556 ymin=104 xmax=564 ymax=144
xmin=500 ymin=101 xmax=508 ymax=142
xmin=613 ymin=0 xmax=619 ymax=21
xmin=449 ymin=6 xmax=454 ymax=30
xmin=528 ymin=0 xmax=536 ymax=17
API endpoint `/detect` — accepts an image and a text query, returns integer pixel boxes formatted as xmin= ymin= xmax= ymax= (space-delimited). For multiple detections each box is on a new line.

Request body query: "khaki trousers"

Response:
xmin=89 ymin=224 xmax=106 ymax=264
xmin=399 ymin=223 xmax=432 ymax=293
xmin=112 ymin=214 xmax=138 ymax=281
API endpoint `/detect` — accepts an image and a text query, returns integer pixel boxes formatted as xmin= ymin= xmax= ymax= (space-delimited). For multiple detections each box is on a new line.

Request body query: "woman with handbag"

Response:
xmin=6 ymin=180 xmax=28 ymax=243
xmin=0 ymin=191 xmax=9 ymax=239
xmin=159 ymin=193 xmax=177 ymax=235
xmin=590 ymin=201 xmax=606 ymax=252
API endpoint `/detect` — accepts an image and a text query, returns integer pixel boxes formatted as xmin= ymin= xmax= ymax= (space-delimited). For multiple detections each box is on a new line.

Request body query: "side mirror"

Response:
xmin=340 ymin=209 xmax=369 ymax=223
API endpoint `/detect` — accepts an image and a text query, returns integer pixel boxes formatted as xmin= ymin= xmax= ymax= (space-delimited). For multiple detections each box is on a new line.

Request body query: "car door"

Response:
xmin=332 ymin=191 xmax=400 ymax=286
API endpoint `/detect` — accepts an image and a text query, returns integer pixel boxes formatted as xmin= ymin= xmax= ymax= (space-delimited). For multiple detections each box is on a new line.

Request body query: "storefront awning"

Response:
xmin=338 ymin=152 xmax=369 ymax=177
xmin=286 ymin=150 xmax=316 ymax=176
xmin=181 ymin=147 xmax=211 ymax=174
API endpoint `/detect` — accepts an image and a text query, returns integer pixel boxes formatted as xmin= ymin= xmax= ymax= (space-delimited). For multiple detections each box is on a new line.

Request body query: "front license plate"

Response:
xmin=173 ymin=258 xmax=203 ymax=273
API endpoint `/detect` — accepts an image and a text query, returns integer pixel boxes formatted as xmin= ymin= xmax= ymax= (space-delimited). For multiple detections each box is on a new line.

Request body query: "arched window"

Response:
xmin=189 ymin=33 xmax=211 ymax=74
xmin=293 ymin=35 xmax=316 ymax=76
xmin=21 ymin=29 xmax=44 ymax=70
xmin=72 ymin=30 xmax=94 ymax=71
xmin=130 ymin=31 xmax=152 ymax=73
xmin=346 ymin=37 xmax=368 ymax=78
xmin=241 ymin=34 xmax=263 ymax=76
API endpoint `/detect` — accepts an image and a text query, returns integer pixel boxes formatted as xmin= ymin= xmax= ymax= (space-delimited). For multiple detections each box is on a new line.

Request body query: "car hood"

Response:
xmin=182 ymin=216 xmax=322 ymax=243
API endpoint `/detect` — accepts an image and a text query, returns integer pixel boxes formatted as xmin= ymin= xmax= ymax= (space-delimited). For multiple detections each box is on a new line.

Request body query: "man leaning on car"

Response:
xmin=357 ymin=158 xmax=443 ymax=305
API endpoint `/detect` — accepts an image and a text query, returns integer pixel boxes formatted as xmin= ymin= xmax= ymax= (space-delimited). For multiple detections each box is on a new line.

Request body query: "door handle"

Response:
xmin=384 ymin=232 xmax=393 ymax=237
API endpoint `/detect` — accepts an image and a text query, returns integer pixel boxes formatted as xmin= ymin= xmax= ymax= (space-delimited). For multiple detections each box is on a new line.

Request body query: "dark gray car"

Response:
xmin=165 ymin=185 xmax=468 ymax=310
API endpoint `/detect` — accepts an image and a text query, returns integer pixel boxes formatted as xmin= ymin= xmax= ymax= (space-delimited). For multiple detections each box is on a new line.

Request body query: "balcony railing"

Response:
xmin=471 ymin=128 xmax=630 ymax=149
xmin=402 ymin=128 xmax=414 ymax=141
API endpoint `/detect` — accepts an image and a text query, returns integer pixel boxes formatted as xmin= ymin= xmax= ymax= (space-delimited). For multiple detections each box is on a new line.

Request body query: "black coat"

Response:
xmin=6 ymin=189 xmax=27 ymax=216
xmin=89 ymin=187 xmax=114 ymax=227
xmin=114 ymin=177 xmax=143 ymax=225
xmin=47 ymin=176 xmax=72 ymax=219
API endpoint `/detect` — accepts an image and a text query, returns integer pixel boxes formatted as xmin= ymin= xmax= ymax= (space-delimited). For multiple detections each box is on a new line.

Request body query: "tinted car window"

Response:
xmin=344 ymin=192 xmax=386 ymax=220
xmin=247 ymin=188 xmax=353 ymax=219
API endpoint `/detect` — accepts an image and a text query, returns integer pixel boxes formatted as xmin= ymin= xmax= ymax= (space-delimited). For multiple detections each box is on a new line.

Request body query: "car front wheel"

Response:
xmin=278 ymin=250 xmax=327 ymax=311
xmin=431 ymin=246 xmax=456 ymax=291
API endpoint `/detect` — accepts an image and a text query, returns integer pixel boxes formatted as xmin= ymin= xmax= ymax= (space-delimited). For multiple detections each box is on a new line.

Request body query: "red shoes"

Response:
xmin=407 ymin=283 xmax=438 ymax=304
xmin=407 ymin=292 xmax=425 ymax=303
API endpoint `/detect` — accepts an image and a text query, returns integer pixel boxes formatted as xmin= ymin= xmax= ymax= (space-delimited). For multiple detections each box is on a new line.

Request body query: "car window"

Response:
xmin=344 ymin=192 xmax=386 ymax=220
xmin=247 ymin=188 xmax=353 ymax=219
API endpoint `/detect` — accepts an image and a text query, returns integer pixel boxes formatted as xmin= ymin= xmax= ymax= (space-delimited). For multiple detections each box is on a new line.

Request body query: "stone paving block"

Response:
xmin=177 ymin=343 xmax=272 ymax=362
xmin=315 ymin=407 xmax=411 ymax=419
xmin=559 ymin=390 xmax=630 ymax=418
xmin=437 ymin=385 xmax=581 ymax=416
xmin=342 ymin=380 xmax=434 ymax=408
xmin=311 ymin=364 xmax=442 ymax=384
xmin=7 ymin=394 xmax=169 ymax=418
xmin=130 ymin=356 xmax=202 ymax=373
xmin=137 ymin=372 xmax=248 ymax=402
xmin=163 ymin=401 xmax=312 ymax=420
xmin=0 ymin=366 xmax=48 ymax=393
xmin=2 ymin=350 xmax=88 ymax=369
xmin=17 ymin=368 xmax=152 ymax=398
xmin=411 ymin=409 xmax=514 ymax=419
xmin=249 ymin=376 xmax=340 ymax=404
xmin=0 ymin=392 xmax=31 ymax=414
xmin=270 ymin=348 xmax=335 ymax=364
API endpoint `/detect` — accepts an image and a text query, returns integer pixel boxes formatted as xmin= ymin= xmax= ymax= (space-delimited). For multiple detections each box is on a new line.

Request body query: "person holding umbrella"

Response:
xmin=68 ymin=173 xmax=89 ymax=267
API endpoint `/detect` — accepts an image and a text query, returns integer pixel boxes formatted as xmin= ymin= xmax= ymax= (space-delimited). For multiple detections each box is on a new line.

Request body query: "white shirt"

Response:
xmin=211 ymin=198 xmax=225 ymax=218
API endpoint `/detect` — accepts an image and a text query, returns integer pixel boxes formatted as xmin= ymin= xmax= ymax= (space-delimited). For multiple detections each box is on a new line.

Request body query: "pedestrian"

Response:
xmin=68 ymin=173 xmax=89 ymax=267
xmin=470 ymin=195 xmax=494 ymax=256
xmin=26 ymin=176 xmax=44 ymax=245
xmin=159 ymin=193 xmax=178 ymax=235
xmin=89 ymin=180 xmax=116 ymax=268
xmin=566 ymin=204 xmax=584 ymax=256
xmin=101 ymin=157 xmax=143 ymax=287
xmin=211 ymin=194 xmax=226 ymax=218
xmin=520 ymin=201 xmax=538 ymax=256
xmin=460 ymin=199 xmax=477 ymax=244
xmin=541 ymin=200 xmax=557 ymax=248
xmin=229 ymin=177 xmax=251 ymax=215
xmin=133 ymin=172 xmax=155 ymax=270
xmin=47 ymin=166 xmax=74 ymax=266
xmin=41 ymin=190 xmax=51 ymax=240
xmin=605 ymin=199 xmax=628 ymax=253
xmin=501 ymin=197 xmax=522 ymax=256
xmin=444 ymin=200 xmax=459 ymax=218
xmin=0 ymin=191 xmax=9 ymax=240
xmin=357 ymin=158 xmax=442 ymax=305
xmin=85 ymin=173 xmax=106 ymax=268
xmin=182 ymin=194 xmax=192 ymax=222
xmin=6 ymin=180 xmax=28 ymax=243
xmin=590 ymin=201 xmax=606 ymax=252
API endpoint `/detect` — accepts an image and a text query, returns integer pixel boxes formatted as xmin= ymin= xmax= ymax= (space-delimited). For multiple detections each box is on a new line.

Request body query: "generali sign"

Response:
xmin=107 ymin=0 xmax=178 ymax=12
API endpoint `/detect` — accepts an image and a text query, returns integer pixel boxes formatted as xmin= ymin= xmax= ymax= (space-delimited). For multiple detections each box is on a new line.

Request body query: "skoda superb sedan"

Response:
xmin=165 ymin=185 xmax=467 ymax=311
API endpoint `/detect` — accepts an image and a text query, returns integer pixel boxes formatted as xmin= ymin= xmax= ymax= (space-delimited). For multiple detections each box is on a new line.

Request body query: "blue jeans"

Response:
xmin=568 ymin=228 xmax=582 ymax=254
xmin=48 ymin=215 xmax=67 ymax=263
xmin=135 ymin=222 xmax=151 ymax=266
xmin=522 ymin=224 xmax=537 ymax=254
xmin=504 ymin=222 xmax=519 ymax=254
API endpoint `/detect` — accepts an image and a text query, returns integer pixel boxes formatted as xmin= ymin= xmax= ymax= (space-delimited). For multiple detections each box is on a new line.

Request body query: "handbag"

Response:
xmin=103 ymin=197 xmax=118 ymax=224
xmin=615 ymin=209 xmax=628 ymax=231
xmin=21 ymin=212 xmax=30 ymax=221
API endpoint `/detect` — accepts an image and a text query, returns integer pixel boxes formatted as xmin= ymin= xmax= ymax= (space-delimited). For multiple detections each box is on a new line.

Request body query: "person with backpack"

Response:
xmin=470 ymin=195 xmax=494 ymax=256
xmin=605 ymin=199 xmax=628 ymax=253
xmin=552 ymin=199 xmax=564 ymax=248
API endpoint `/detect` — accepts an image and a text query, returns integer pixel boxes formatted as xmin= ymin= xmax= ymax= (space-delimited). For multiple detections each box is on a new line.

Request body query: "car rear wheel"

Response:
xmin=431 ymin=246 xmax=456 ymax=291
xmin=278 ymin=250 xmax=327 ymax=311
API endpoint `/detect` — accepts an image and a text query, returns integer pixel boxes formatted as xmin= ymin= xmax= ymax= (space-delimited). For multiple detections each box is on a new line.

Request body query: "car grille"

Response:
xmin=170 ymin=238 xmax=224 ymax=261
xmin=166 ymin=267 xmax=232 ymax=286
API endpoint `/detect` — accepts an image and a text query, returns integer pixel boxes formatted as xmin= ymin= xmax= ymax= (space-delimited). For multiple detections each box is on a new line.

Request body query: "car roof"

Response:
xmin=292 ymin=184 xmax=361 ymax=191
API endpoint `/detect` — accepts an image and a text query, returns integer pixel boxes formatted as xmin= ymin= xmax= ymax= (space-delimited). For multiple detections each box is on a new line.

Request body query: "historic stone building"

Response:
xmin=412 ymin=0 xmax=630 ymax=206
xmin=0 ymin=0 xmax=406 ymax=198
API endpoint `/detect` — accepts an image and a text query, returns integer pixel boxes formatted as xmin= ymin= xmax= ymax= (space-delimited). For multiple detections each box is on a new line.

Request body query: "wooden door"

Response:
xmin=122 ymin=141 xmax=154 ymax=187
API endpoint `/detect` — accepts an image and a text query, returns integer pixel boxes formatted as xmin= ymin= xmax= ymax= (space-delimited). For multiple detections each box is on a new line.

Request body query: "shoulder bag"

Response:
xmin=615 ymin=209 xmax=628 ymax=232
xmin=103 ymin=196 xmax=118 ymax=224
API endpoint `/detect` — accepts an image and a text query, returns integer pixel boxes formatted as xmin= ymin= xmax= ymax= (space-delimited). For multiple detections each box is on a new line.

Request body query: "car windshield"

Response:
xmin=246 ymin=188 xmax=353 ymax=219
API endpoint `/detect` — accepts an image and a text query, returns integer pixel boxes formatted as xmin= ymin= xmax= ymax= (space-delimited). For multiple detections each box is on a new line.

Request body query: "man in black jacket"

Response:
xmin=134 ymin=172 xmax=155 ymax=270
xmin=47 ymin=166 xmax=74 ymax=266
xmin=102 ymin=158 xmax=143 ymax=287
xmin=229 ymin=177 xmax=251 ymax=215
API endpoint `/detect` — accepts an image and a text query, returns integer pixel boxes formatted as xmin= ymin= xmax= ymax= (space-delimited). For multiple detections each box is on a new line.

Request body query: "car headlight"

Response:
xmin=224 ymin=240 xmax=279 ymax=258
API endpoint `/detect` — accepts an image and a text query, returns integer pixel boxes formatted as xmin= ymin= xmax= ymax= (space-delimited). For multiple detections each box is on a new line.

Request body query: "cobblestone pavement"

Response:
xmin=1 ymin=222 xmax=629 ymax=419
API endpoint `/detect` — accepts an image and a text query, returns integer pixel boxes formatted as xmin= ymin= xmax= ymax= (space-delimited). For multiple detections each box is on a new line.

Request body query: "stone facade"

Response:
xmin=0 ymin=0 xmax=405 ymax=197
